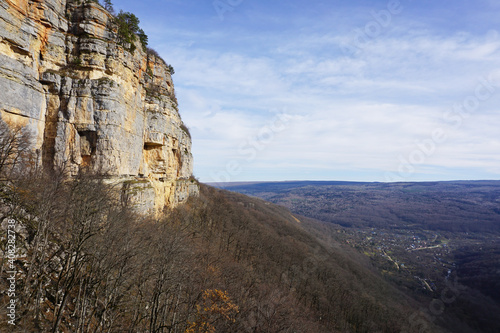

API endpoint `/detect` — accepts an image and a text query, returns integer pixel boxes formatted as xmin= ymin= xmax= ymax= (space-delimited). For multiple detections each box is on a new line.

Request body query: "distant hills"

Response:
xmin=214 ymin=180 xmax=500 ymax=332
xmin=214 ymin=180 xmax=500 ymax=232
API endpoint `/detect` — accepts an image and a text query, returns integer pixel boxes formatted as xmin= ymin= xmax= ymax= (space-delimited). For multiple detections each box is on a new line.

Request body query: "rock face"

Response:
xmin=0 ymin=0 xmax=199 ymax=214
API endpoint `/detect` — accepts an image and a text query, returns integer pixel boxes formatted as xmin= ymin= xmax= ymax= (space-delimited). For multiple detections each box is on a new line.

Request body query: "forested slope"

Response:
xmin=222 ymin=181 xmax=500 ymax=332
xmin=0 ymin=125 xmax=432 ymax=332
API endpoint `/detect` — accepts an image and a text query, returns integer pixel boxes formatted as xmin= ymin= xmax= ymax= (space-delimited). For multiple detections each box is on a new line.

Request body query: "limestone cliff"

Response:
xmin=0 ymin=0 xmax=199 ymax=214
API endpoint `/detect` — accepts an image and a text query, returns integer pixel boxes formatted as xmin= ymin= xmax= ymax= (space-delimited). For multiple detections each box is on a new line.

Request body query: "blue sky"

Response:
xmin=113 ymin=0 xmax=500 ymax=182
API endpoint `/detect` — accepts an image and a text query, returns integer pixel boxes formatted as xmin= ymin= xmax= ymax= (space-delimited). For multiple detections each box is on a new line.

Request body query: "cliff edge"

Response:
xmin=0 ymin=0 xmax=199 ymax=214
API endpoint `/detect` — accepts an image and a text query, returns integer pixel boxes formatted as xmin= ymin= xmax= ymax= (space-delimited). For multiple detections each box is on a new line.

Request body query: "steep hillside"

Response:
xmin=0 ymin=0 xmax=198 ymax=214
xmin=222 ymin=180 xmax=500 ymax=332
xmin=0 ymin=154 xmax=434 ymax=332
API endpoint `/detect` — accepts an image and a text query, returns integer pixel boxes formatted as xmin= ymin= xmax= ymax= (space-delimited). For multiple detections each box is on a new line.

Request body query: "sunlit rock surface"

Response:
xmin=0 ymin=0 xmax=199 ymax=214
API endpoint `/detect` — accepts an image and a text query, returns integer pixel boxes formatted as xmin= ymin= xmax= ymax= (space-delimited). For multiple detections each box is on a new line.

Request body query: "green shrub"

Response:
xmin=167 ymin=64 xmax=175 ymax=75
xmin=71 ymin=57 xmax=82 ymax=67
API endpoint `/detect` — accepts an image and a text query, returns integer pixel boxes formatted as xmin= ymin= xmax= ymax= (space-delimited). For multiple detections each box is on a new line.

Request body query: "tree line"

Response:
xmin=0 ymin=122 xmax=418 ymax=332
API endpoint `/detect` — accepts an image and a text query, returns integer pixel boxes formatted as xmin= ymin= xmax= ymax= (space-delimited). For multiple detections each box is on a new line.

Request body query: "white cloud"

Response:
xmin=150 ymin=11 xmax=500 ymax=181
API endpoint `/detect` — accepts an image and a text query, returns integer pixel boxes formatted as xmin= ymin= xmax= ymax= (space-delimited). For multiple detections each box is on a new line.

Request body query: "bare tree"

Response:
xmin=0 ymin=121 xmax=34 ymax=178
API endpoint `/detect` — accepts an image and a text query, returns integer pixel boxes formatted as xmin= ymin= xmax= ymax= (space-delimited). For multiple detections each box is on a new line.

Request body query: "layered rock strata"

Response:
xmin=0 ymin=0 xmax=198 ymax=214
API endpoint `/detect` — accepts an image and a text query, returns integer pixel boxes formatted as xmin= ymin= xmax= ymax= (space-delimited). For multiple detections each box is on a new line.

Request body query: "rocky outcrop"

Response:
xmin=0 ymin=0 xmax=198 ymax=215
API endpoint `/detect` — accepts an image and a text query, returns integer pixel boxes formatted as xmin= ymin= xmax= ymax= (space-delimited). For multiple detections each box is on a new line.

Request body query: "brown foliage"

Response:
xmin=0 ymin=122 xmax=417 ymax=332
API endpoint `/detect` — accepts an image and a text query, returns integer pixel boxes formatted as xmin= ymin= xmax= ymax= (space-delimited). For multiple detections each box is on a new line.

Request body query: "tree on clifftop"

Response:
xmin=103 ymin=0 xmax=114 ymax=14
xmin=115 ymin=10 xmax=148 ymax=52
